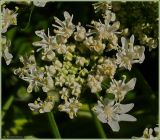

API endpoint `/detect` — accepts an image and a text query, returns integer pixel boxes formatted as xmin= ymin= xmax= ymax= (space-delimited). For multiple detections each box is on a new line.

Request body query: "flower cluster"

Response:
xmin=10 ymin=1 xmax=148 ymax=132
xmin=1 ymin=7 xmax=18 ymax=65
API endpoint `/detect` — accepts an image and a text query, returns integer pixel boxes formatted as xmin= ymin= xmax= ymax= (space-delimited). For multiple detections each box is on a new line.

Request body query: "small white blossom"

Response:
xmin=33 ymin=0 xmax=47 ymax=7
xmin=90 ymin=19 xmax=120 ymax=49
xmin=52 ymin=11 xmax=75 ymax=41
xmin=1 ymin=36 xmax=13 ymax=65
xmin=107 ymin=75 xmax=136 ymax=102
xmin=97 ymin=58 xmax=117 ymax=79
xmin=133 ymin=127 xmax=160 ymax=140
xmin=59 ymin=87 xmax=70 ymax=101
xmin=87 ymin=75 xmax=104 ymax=93
xmin=55 ymin=74 xmax=66 ymax=87
xmin=93 ymin=98 xmax=136 ymax=132
xmin=2 ymin=7 xmax=18 ymax=33
xmin=75 ymin=56 xmax=89 ymax=67
xmin=147 ymin=38 xmax=157 ymax=52
xmin=84 ymin=36 xmax=105 ymax=53
xmin=116 ymin=35 xmax=145 ymax=70
xmin=56 ymin=44 xmax=67 ymax=54
xmin=42 ymin=76 xmax=54 ymax=92
xmin=45 ymin=65 xmax=56 ymax=77
xmin=70 ymin=82 xmax=82 ymax=97
xmin=92 ymin=2 xmax=112 ymax=13
xmin=32 ymin=29 xmax=56 ymax=61
xmin=14 ymin=55 xmax=46 ymax=93
xmin=74 ymin=22 xmax=86 ymax=41
xmin=58 ymin=98 xmax=82 ymax=119
xmin=67 ymin=44 xmax=76 ymax=53
xmin=28 ymin=96 xmax=54 ymax=113
xmin=64 ymin=51 xmax=73 ymax=61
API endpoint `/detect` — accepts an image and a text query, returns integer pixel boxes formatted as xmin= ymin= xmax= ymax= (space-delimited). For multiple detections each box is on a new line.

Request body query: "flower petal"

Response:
xmin=130 ymin=35 xmax=135 ymax=44
xmin=121 ymin=37 xmax=127 ymax=49
xmin=108 ymin=120 xmax=120 ymax=132
xmin=119 ymin=114 xmax=137 ymax=122
xmin=97 ymin=113 xmax=108 ymax=123
xmin=123 ymin=78 xmax=136 ymax=93
xmin=118 ymin=103 xmax=134 ymax=113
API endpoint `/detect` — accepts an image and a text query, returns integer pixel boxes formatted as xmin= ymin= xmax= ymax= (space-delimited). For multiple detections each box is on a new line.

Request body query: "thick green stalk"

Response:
xmin=2 ymin=95 xmax=14 ymax=119
xmin=47 ymin=112 xmax=61 ymax=138
xmin=89 ymin=104 xmax=107 ymax=138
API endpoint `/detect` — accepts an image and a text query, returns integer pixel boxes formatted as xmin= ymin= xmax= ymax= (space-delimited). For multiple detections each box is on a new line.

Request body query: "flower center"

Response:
xmin=104 ymin=106 xmax=113 ymax=120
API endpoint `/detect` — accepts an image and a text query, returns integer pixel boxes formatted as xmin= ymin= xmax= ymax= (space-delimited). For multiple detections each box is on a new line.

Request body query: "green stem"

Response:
xmin=47 ymin=112 xmax=61 ymax=138
xmin=2 ymin=95 xmax=14 ymax=119
xmin=21 ymin=4 xmax=34 ymax=32
xmin=89 ymin=104 xmax=107 ymax=138
xmin=95 ymin=92 xmax=101 ymax=100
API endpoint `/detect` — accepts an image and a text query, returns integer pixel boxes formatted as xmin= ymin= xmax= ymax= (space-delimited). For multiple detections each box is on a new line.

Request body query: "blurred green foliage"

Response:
xmin=2 ymin=1 xmax=158 ymax=138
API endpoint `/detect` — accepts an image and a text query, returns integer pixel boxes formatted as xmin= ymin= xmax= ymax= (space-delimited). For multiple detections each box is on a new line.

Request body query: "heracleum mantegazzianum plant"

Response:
xmin=1 ymin=0 xmax=159 ymax=138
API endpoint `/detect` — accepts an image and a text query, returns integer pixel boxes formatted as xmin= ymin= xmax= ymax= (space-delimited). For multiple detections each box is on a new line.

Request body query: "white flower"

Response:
xmin=148 ymin=38 xmax=157 ymax=52
xmin=39 ymin=101 xmax=54 ymax=113
xmin=32 ymin=29 xmax=57 ymax=61
xmin=93 ymin=98 xmax=136 ymax=132
xmin=52 ymin=11 xmax=75 ymax=41
xmin=14 ymin=55 xmax=46 ymax=93
xmin=28 ymin=97 xmax=54 ymax=113
xmin=67 ymin=44 xmax=76 ymax=53
xmin=87 ymin=75 xmax=104 ymax=93
xmin=42 ymin=76 xmax=54 ymax=92
xmin=45 ymin=65 xmax=56 ymax=77
xmin=55 ymin=74 xmax=66 ymax=87
xmin=2 ymin=7 xmax=18 ymax=33
xmin=133 ymin=127 xmax=160 ymax=140
xmin=64 ymin=51 xmax=73 ymax=61
xmin=92 ymin=2 xmax=112 ymax=13
xmin=107 ymin=75 xmax=136 ymax=102
xmin=116 ymin=35 xmax=145 ymax=70
xmin=74 ymin=22 xmax=86 ymax=41
xmin=33 ymin=0 xmax=47 ymax=7
xmin=97 ymin=58 xmax=117 ymax=79
xmin=75 ymin=56 xmax=89 ymax=67
xmin=84 ymin=36 xmax=105 ymax=53
xmin=28 ymin=102 xmax=41 ymax=111
xmin=59 ymin=87 xmax=69 ymax=101
xmin=25 ymin=67 xmax=45 ymax=93
xmin=56 ymin=44 xmax=67 ymax=54
xmin=58 ymin=98 xmax=82 ymax=119
xmin=103 ymin=10 xmax=116 ymax=23
xmin=88 ymin=16 xmax=119 ymax=51
xmin=2 ymin=36 xmax=13 ymax=65
xmin=70 ymin=82 xmax=82 ymax=97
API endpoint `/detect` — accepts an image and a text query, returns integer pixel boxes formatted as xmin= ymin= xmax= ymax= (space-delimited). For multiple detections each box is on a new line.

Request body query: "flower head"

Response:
xmin=93 ymin=98 xmax=136 ymax=132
